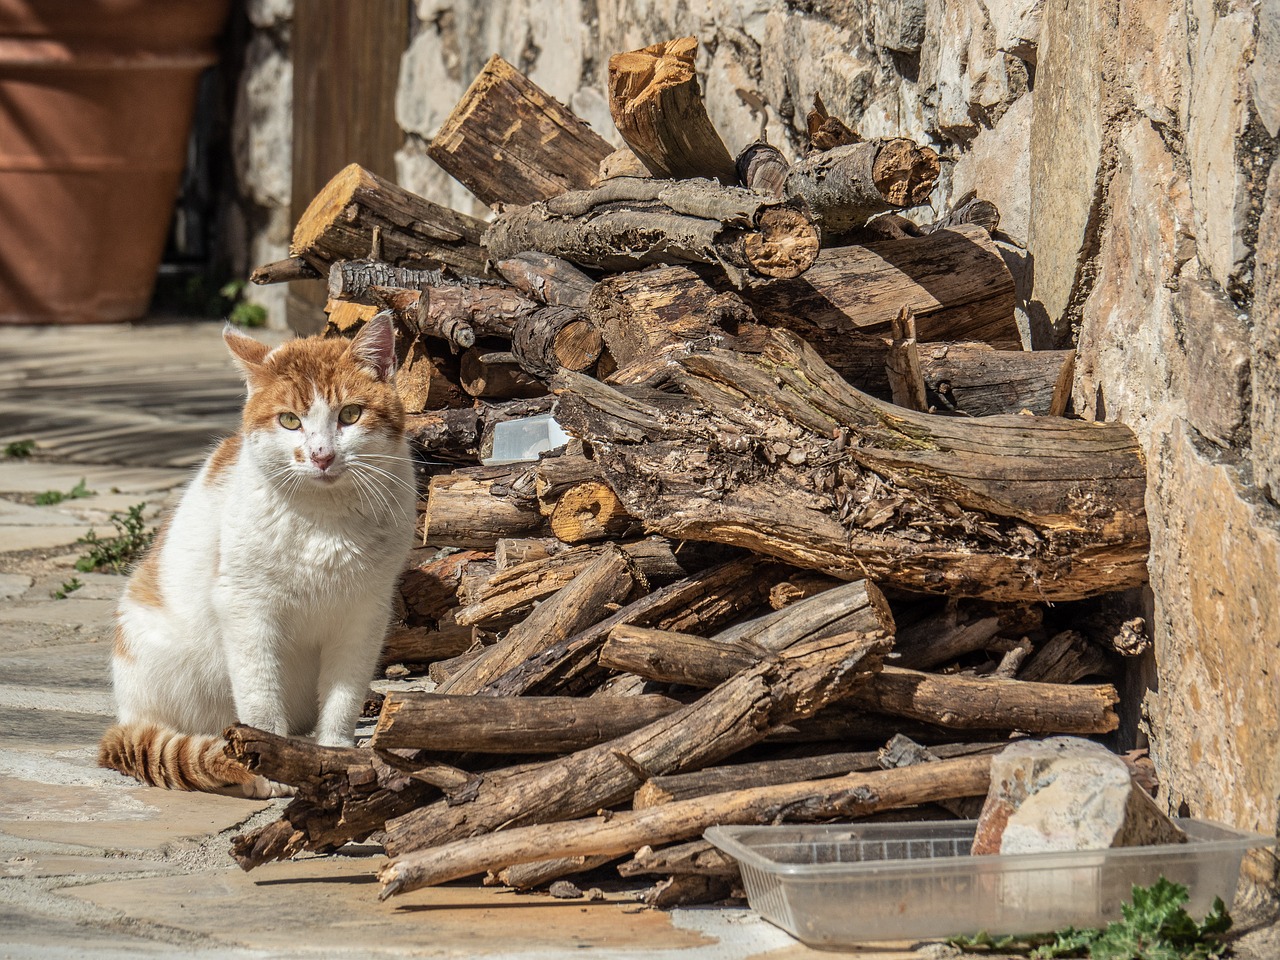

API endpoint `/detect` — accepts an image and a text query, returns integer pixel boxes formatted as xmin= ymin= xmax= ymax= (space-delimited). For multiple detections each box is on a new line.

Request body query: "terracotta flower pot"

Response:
xmin=0 ymin=0 xmax=229 ymax=324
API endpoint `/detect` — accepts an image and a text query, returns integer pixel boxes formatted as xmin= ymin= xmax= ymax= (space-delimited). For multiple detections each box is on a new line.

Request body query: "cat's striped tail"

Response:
xmin=98 ymin=723 xmax=255 ymax=793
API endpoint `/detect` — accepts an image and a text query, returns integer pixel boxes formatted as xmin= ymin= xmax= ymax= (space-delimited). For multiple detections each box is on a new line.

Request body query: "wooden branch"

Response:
xmin=378 ymin=754 xmax=991 ymax=895
xmin=807 ymin=94 xmax=860 ymax=152
xmin=292 ymin=164 xmax=488 ymax=277
xmin=435 ymin=543 xmax=636 ymax=695
xmin=327 ymin=260 xmax=469 ymax=304
xmin=429 ymin=55 xmax=613 ymax=207
xmin=920 ymin=344 xmax=1075 ymax=417
xmin=886 ymin=306 xmax=928 ymax=412
xmin=597 ymin=146 xmax=651 ymax=182
xmin=742 ymin=224 xmax=1020 ymax=346
xmin=633 ymin=749 xmax=881 ymax=808
xmin=493 ymin=253 xmax=596 ymax=308
xmin=735 ymin=141 xmax=789 ymax=197
xmin=1019 ymin=629 xmax=1112 ymax=684
xmin=619 ymin=840 xmax=739 ymax=878
xmin=421 ymin=464 xmax=547 ymax=549
xmin=607 ymin=37 xmax=736 ymax=183
xmin=483 ymin=177 xmax=819 ymax=284
xmin=459 ymin=348 xmax=548 ymax=400
xmin=380 ymin=627 xmax=892 ymax=857
xmin=509 ymin=304 xmax=603 ymax=378
xmin=783 ymin=139 xmax=940 ymax=236
xmin=250 ymin=256 xmax=321 ymax=285
xmin=372 ymin=692 xmax=682 ymax=753
xmin=490 ymin=855 xmax=616 ymax=890
xmin=554 ymin=328 xmax=1149 ymax=601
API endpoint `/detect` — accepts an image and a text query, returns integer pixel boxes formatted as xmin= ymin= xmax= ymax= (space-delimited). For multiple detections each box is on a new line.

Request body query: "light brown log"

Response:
xmin=251 ymin=256 xmax=321 ymax=285
xmin=554 ymin=328 xmax=1149 ymax=601
xmin=743 ymin=224 xmax=1020 ymax=346
xmin=493 ymin=537 xmax=565 ymax=570
xmin=783 ymin=139 xmax=940 ymax=236
xmin=919 ymin=344 xmax=1075 ymax=417
xmin=372 ymin=692 xmax=682 ymax=753
xmin=429 ymin=54 xmax=613 ymax=207
xmin=633 ymin=749 xmax=881 ymax=808
xmin=380 ymin=620 xmax=473 ymax=667
xmin=399 ymin=548 xmax=491 ymax=623
xmin=381 ymin=628 xmax=892 ymax=857
xmin=807 ymin=93 xmax=860 ymax=152
xmin=417 ymin=284 xmax=537 ymax=343
xmin=396 ymin=335 xmax=469 ymax=413
xmin=1018 ymin=629 xmax=1112 ymax=684
xmin=493 ymin=253 xmax=596 ymax=308
xmin=325 ymin=300 xmax=378 ymax=336
xmin=490 ymin=855 xmax=616 ymax=890
xmin=596 ymin=146 xmax=650 ymax=182
xmin=292 ymin=164 xmax=488 ymax=277
xmin=459 ymin=348 xmax=548 ymax=400
xmin=483 ymin=177 xmax=819 ymax=285
xmin=619 ymin=840 xmax=740 ymax=878
xmin=607 ymin=37 xmax=736 ymax=183
xmin=421 ymin=464 xmax=546 ymax=549
xmin=735 ymin=141 xmax=789 ymax=197
xmin=435 ymin=543 xmax=636 ymax=695
xmin=549 ymin=481 xmax=633 ymax=543
xmin=886 ymin=305 xmax=928 ymax=412
xmin=378 ymin=754 xmax=991 ymax=895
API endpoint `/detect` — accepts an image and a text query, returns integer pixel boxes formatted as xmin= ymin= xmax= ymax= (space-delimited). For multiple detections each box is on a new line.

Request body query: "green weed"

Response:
xmin=51 ymin=577 xmax=83 ymax=599
xmin=3 ymin=439 xmax=36 ymax=459
xmin=75 ymin=503 xmax=156 ymax=574
xmin=34 ymin=478 xmax=95 ymax=506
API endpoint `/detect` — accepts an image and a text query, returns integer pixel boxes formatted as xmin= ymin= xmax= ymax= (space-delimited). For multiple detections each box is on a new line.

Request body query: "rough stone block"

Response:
xmin=952 ymin=93 xmax=1032 ymax=246
xmin=1254 ymin=160 xmax=1280 ymax=501
xmin=1252 ymin=0 xmax=1280 ymax=137
xmin=972 ymin=737 xmax=1186 ymax=856
xmin=874 ymin=0 xmax=926 ymax=54
xmin=1178 ymin=275 xmax=1251 ymax=449
xmin=985 ymin=0 xmax=1044 ymax=63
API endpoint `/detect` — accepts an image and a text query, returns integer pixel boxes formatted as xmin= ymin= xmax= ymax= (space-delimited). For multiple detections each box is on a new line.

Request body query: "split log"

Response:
xmin=251 ymin=256 xmax=321 ymax=285
xmin=325 ymin=300 xmax=378 ymax=336
xmin=490 ymin=855 xmax=616 ymax=890
xmin=886 ymin=306 xmax=928 ymax=412
xmin=735 ymin=141 xmax=789 ymax=197
xmin=378 ymin=753 xmax=991 ymax=895
xmin=380 ymin=627 xmax=892 ymax=857
xmin=619 ymin=840 xmax=739 ymax=878
xmin=482 ymin=177 xmax=819 ymax=284
xmin=743 ymin=224 xmax=1020 ymax=346
xmin=918 ymin=344 xmax=1075 ymax=417
xmin=372 ymin=692 xmax=682 ymax=754
xmin=435 ymin=543 xmax=636 ymax=695
xmin=493 ymin=252 xmax=596 ymax=309
xmin=1018 ymin=629 xmax=1112 ymax=684
xmin=397 ymin=335 xmax=469 ymax=412
xmin=429 ymin=54 xmax=613 ymax=207
xmin=291 ymin=164 xmax=488 ymax=277
xmin=598 ymin=622 xmax=1119 ymax=734
xmin=380 ymin=620 xmax=473 ymax=667
xmin=421 ymin=463 xmax=546 ymax=549
xmin=607 ymin=37 xmax=736 ymax=183
xmin=554 ymin=328 xmax=1150 ymax=601
xmin=459 ymin=348 xmax=548 ymax=400
xmin=782 ymin=139 xmax=939 ymax=237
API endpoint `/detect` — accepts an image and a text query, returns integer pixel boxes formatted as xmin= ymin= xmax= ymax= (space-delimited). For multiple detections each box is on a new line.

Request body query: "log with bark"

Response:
xmin=553 ymin=328 xmax=1150 ymax=601
xmin=378 ymin=753 xmax=991 ymax=895
xmin=607 ymin=37 xmax=736 ymax=184
xmin=429 ymin=54 xmax=614 ymax=207
xmin=918 ymin=343 xmax=1075 ymax=417
xmin=420 ymin=463 xmax=547 ymax=549
xmin=482 ymin=177 xmax=820 ymax=284
xmin=291 ymin=164 xmax=489 ymax=277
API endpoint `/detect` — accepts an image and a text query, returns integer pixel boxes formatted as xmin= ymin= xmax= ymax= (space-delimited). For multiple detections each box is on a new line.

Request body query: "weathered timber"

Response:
xmin=634 ymin=749 xmax=880 ymax=808
xmin=919 ymin=343 xmax=1075 ymax=417
xmin=493 ymin=253 xmax=596 ymax=309
xmin=416 ymin=284 xmax=536 ymax=343
xmin=1018 ymin=629 xmax=1112 ymax=684
xmin=619 ymin=840 xmax=740 ymax=878
xmin=327 ymin=260 xmax=470 ymax=304
xmin=877 ymin=734 xmax=986 ymax=819
xmin=378 ymin=754 xmax=991 ymax=895
xmin=807 ymin=93 xmax=860 ymax=152
xmin=927 ymin=190 xmax=1001 ymax=235
xmin=490 ymin=855 xmax=616 ymax=890
xmin=292 ymin=164 xmax=488 ymax=277
xmin=459 ymin=348 xmax=548 ymax=400
xmin=783 ymin=139 xmax=940 ymax=237
xmin=380 ymin=620 xmax=473 ymax=667
xmin=600 ymin=625 xmax=762 ymax=684
xmin=478 ymin=556 xmax=782 ymax=697
xmin=769 ymin=571 xmax=844 ymax=609
xmin=403 ymin=407 xmax=483 ymax=464
xmin=399 ymin=549 xmax=490 ymax=623
xmin=251 ymin=256 xmax=321 ymax=285
xmin=397 ymin=335 xmax=469 ymax=413
xmin=509 ymin=304 xmax=603 ymax=378
xmin=435 ymin=543 xmax=635 ymax=695
xmin=886 ymin=306 xmax=928 ymax=412
xmin=553 ymin=328 xmax=1150 ymax=601
xmin=483 ymin=177 xmax=819 ymax=284
xmin=643 ymin=874 xmax=734 ymax=908
xmin=372 ymin=692 xmax=682 ymax=753
xmin=735 ymin=141 xmax=789 ymax=197
xmin=380 ymin=628 xmax=892 ymax=857
xmin=742 ymin=224 xmax=1020 ymax=346
xmin=493 ymin=537 xmax=566 ymax=569
xmin=421 ymin=463 xmax=546 ymax=549
xmin=429 ymin=55 xmax=613 ymax=207
xmin=597 ymin=146 xmax=651 ymax=182
xmin=893 ymin=611 xmax=1006 ymax=670
xmin=607 ymin=37 xmax=736 ymax=183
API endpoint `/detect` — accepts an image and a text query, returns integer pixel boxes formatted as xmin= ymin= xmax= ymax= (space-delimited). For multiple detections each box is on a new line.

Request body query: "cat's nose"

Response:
xmin=310 ymin=450 xmax=335 ymax=471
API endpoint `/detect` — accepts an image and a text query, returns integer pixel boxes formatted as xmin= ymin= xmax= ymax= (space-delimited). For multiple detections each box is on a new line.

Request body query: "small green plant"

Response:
xmin=75 ymin=503 xmax=156 ymax=573
xmin=3 ymin=439 xmax=36 ymax=459
xmin=221 ymin=280 xmax=267 ymax=328
xmin=950 ymin=878 xmax=1232 ymax=959
xmin=51 ymin=577 xmax=83 ymax=599
xmin=34 ymin=478 xmax=95 ymax=506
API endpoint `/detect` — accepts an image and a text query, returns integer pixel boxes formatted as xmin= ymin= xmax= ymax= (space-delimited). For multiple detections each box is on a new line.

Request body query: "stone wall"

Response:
xmin=232 ymin=0 xmax=1280 ymax=890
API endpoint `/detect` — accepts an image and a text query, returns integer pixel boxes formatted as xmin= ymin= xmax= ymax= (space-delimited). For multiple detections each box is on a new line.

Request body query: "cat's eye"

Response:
xmin=338 ymin=404 xmax=362 ymax=426
xmin=278 ymin=412 xmax=302 ymax=430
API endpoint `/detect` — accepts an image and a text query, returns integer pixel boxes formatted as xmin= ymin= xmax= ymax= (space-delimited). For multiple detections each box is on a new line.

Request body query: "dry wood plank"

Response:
xmin=380 ymin=627 xmax=892 ymax=857
xmin=421 ymin=463 xmax=547 ymax=549
xmin=554 ymin=328 xmax=1149 ymax=602
xmin=607 ymin=37 xmax=736 ymax=183
xmin=429 ymin=54 xmax=613 ymax=207
xmin=292 ymin=163 xmax=488 ymax=277
xmin=919 ymin=344 xmax=1075 ymax=417
xmin=378 ymin=754 xmax=991 ymax=895
xmin=483 ymin=177 xmax=819 ymax=285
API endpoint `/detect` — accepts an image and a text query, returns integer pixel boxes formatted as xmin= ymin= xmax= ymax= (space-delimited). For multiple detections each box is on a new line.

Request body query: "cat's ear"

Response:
xmin=223 ymin=325 xmax=271 ymax=388
xmin=348 ymin=311 xmax=398 ymax=381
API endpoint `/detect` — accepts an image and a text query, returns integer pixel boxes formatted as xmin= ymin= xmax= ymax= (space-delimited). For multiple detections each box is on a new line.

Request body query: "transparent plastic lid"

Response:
xmin=480 ymin=413 xmax=570 ymax=466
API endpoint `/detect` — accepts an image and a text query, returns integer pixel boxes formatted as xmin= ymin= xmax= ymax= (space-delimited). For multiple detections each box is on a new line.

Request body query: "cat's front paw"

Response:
xmin=241 ymin=775 xmax=296 ymax=799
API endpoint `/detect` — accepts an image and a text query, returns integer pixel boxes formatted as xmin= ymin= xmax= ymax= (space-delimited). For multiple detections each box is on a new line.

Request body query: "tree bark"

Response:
xmin=378 ymin=754 xmax=991 ymax=895
xmin=327 ymin=260 xmax=472 ymax=304
xmin=493 ymin=252 xmax=596 ymax=308
xmin=735 ymin=141 xmax=789 ymax=197
xmin=918 ymin=344 xmax=1075 ymax=417
xmin=292 ymin=164 xmax=488 ymax=277
xmin=607 ymin=37 xmax=736 ymax=183
xmin=421 ymin=463 xmax=547 ymax=549
xmin=554 ymin=328 xmax=1150 ymax=601
xmin=429 ymin=54 xmax=613 ymax=207
xmin=482 ymin=177 xmax=819 ymax=284
xmin=509 ymin=304 xmax=603 ymax=378
xmin=459 ymin=348 xmax=548 ymax=400
xmin=251 ymin=256 xmax=321 ymax=285
xmin=381 ymin=628 xmax=892 ymax=857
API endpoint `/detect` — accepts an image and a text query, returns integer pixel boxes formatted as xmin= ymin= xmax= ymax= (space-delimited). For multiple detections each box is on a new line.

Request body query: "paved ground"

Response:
xmin=0 ymin=321 xmax=1274 ymax=959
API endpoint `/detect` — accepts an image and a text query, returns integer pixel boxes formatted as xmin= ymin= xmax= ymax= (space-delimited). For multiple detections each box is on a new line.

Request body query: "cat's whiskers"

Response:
xmin=348 ymin=462 xmax=396 ymax=517
xmin=352 ymin=458 xmax=418 ymax=498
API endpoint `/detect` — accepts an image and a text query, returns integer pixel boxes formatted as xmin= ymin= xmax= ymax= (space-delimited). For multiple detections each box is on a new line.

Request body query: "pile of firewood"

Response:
xmin=231 ymin=38 xmax=1152 ymax=905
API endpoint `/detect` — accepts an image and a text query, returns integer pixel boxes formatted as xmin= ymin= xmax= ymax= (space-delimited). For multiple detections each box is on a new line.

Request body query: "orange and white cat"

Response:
xmin=99 ymin=315 xmax=415 ymax=796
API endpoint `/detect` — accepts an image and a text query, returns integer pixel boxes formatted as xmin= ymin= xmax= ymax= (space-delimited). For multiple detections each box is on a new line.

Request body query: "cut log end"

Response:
xmin=743 ymin=207 xmax=820 ymax=279
xmin=550 ymin=481 xmax=633 ymax=543
xmin=872 ymin=140 xmax=941 ymax=208
xmin=292 ymin=163 xmax=372 ymax=259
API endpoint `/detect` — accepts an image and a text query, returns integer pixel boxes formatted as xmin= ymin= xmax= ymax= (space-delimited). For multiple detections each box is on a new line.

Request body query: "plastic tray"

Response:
xmin=704 ymin=819 xmax=1273 ymax=948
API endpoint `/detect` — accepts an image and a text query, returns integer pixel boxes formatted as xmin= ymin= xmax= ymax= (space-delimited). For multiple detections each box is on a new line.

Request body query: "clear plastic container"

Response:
xmin=704 ymin=819 xmax=1273 ymax=948
xmin=480 ymin=413 xmax=570 ymax=465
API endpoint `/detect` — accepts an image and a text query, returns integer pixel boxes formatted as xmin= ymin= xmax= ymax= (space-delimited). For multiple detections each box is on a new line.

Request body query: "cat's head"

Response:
xmin=224 ymin=314 xmax=407 ymax=491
